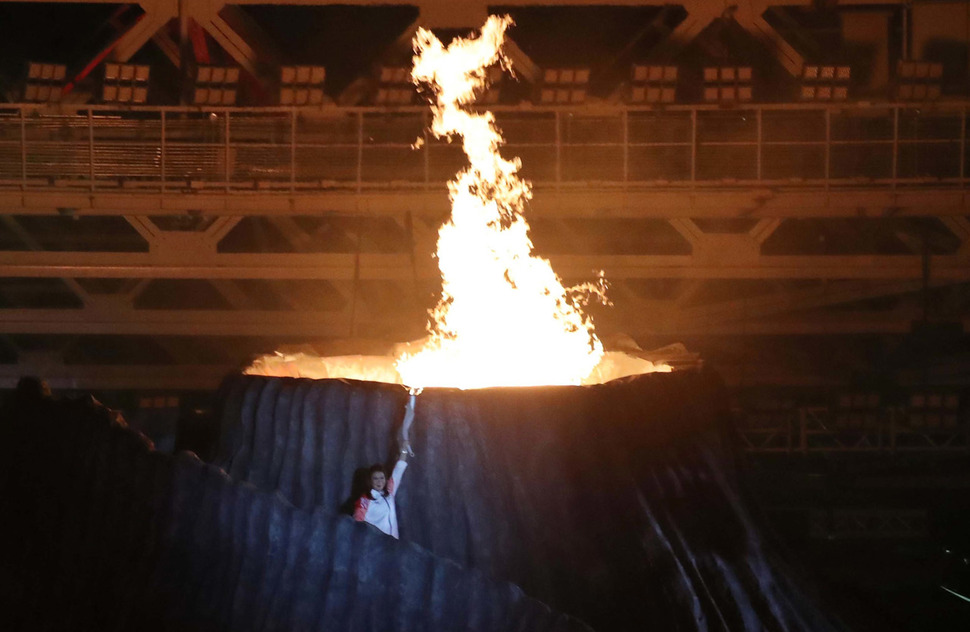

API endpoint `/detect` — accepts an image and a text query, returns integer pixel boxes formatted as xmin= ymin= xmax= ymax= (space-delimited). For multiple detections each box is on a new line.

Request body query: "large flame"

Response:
xmin=395 ymin=16 xmax=605 ymax=389
xmin=245 ymin=16 xmax=675 ymax=388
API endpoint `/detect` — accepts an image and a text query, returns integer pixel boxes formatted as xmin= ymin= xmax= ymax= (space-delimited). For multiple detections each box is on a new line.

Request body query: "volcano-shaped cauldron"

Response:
xmin=214 ymin=369 xmax=843 ymax=631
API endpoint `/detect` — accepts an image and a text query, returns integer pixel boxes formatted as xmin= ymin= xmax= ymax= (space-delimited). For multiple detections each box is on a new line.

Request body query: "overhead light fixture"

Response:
xmin=896 ymin=60 xmax=943 ymax=101
xmin=102 ymin=63 xmax=150 ymax=104
xmin=703 ymin=66 xmax=753 ymax=103
xmin=800 ymin=64 xmax=850 ymax=102
xmin=24 ymin=62 xmax=67 ymax=103
xmin=192 ymin=65 xmax=240 ymax=106
xmin=629 ymin=64 xmax=677 ymax=104
xmin=375 ymin=66 xmax=416 ymax=105
xmin=537 ymin=67 xmax=589 ymax=105
xmin=279 ymin=65 xmax=326 ymax=106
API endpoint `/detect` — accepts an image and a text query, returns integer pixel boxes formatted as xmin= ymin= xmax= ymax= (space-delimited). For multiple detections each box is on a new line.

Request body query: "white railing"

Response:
xmin=0 ymin=101 xmax=968 ymax=194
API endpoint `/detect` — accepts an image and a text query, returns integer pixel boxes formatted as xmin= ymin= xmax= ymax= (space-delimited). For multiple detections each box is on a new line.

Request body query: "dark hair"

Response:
xmin=368 ymin=464 xmax=389 ymax=497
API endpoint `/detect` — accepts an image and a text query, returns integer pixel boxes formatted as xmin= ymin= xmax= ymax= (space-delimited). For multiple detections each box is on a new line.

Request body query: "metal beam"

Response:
xmin=735 ymin=2 xmax=805 ymax=76
xmin=0 ymin=304 xmax=941 ymax=338
xmin=0 ymin=362 xmax=235 ymax=391
xmin=674 ymin=279 xmax=951 ymax=326
xmin=4 ymin=189 xmax=970 ymax=219
xmin=0 ymin=250 xmax=967 ymax=280
xmin=0 ymin=307 xmax=404 ymax=336
xmin=635 ymin=310 xmax=944 ymax=336
xmin=112 ymin=6 xmax=178 ymax=63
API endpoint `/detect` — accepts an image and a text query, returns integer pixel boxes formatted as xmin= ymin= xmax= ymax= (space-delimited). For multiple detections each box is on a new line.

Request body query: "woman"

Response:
xmin=353 ymin=391 xmax=417 ymax=539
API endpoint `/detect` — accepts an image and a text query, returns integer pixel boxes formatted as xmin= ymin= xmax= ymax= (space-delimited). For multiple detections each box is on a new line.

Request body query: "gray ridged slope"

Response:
xmin=213 ymin=371 xmax=845 ymax=631
xmin=0 ymin=393 xmax=592 ymax=632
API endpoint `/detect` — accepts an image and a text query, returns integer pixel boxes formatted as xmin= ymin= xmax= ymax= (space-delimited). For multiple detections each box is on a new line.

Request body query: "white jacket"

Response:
xmin=353 ymin=459 xmax=407 ymax=538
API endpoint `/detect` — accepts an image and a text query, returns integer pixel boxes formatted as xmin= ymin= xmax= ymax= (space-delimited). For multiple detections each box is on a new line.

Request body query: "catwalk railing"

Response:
xmin=737 ymin=402 xmax=970 ymax=454
xmin=1 ymin=101 xmax=970 ymax=193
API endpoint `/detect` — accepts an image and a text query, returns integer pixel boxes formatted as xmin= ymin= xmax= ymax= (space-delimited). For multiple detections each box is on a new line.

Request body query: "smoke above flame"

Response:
xmin=395 ymin=16 xmax=606 ymax=389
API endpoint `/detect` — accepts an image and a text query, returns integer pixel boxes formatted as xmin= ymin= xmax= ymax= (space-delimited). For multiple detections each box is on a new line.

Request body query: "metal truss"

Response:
xmin=809 ymin=508 xmax=928 ymax=540
xmin=5 ymin=102 xmax=970 ymax=205
xmin=0 ymin=0 xmax=966 ymax=390
xmin=0 ymin=103 xmax=968 ymax=340
xmin=5 ymin=0 xmax=829 ymax=82
xmin=739 ymin=406 xmax=969 ymax=454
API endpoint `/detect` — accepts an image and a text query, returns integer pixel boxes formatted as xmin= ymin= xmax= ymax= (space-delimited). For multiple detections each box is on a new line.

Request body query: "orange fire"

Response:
xmin=246 ymin=16 xmax=672 ymax=388
xmin=396 ymin=16 xmax=604 ymax=389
